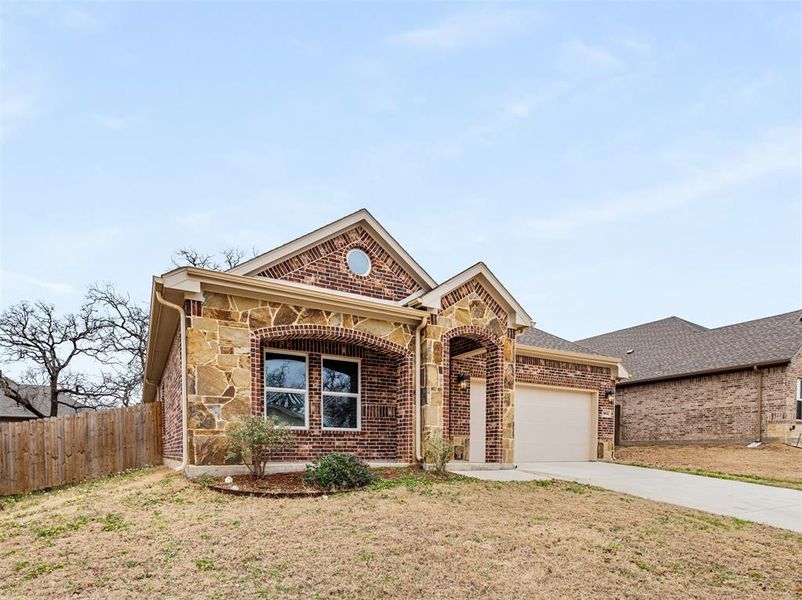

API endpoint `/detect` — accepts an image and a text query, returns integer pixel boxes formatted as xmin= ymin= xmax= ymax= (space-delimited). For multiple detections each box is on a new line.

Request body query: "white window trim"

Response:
xmin=346 ymin=248 xmax=372 ymax=277
xmin=321 ymin=355 xmax=361 ymax=432
xmin=264 ymin=348 xmax=309 ymax=430
xmin=796 ymin=379 xmax=802 ymax=422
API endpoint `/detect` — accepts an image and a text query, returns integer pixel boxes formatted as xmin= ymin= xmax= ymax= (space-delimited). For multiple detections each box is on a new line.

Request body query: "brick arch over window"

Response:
xmin=250 ymin=325 xmax=414 ymax=461
xmin=442 ymin=325 xmax=504 ymax=463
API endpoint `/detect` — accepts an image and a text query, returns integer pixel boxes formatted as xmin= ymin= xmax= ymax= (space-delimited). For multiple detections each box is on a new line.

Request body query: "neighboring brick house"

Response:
xmin=578 ymin=312 xmax=802 ymax=446
xmin=143 ymin=209 xmax=624 ymax=475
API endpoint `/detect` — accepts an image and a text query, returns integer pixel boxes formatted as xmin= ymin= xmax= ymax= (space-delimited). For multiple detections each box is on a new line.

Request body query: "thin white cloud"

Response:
xmin=431 ymin=81 xmax=570 ymax=158
xmin=1 ymin=271 xmax=76 ymax=295
xmin=60 ymin=7 xmax=102 ymax=32
xmin=388 ymin=7 xmax=541 ymax=51
xmin=528 ymin=127 xmax=802 ymax=237
xmin=0 ymin=94 xmax=36 ymax=138
xmin=91 ymin=114 xmax=134 ymax=131
xmin=563 ymin=39 xmax=621 ymax=69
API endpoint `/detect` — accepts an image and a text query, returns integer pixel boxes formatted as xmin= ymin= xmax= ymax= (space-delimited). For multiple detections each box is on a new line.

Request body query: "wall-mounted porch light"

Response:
xmin=456 ymin=373 xmax=470 ymax=390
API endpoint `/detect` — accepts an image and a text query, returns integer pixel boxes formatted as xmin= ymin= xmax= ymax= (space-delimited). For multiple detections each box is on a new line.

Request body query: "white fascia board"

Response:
xmin=162 ymin=270 xmax=202 ymax=294
xmin=227 ymin=209 xmax=437 ymax=290
xmin=419 ymin=262 xmax=532 ymax=328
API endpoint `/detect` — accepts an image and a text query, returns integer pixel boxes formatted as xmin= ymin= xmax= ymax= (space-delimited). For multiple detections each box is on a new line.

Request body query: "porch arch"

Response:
xmin=442 ymin=325 xmax=504 ymax=463
xmin=250 ymin=324 xmax=414 ymax=461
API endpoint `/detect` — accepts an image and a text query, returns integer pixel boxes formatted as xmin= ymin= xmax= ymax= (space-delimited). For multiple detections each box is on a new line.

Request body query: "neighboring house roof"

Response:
xmin=578 ymin=310 xmax=802 ymax=384
xmin=518 ymin=327 xmax=602 ymax=356
xmin=227 ymin=208 xmax=438 ymax=290
xmin=0 ymin=384 xmax=83 ymax=419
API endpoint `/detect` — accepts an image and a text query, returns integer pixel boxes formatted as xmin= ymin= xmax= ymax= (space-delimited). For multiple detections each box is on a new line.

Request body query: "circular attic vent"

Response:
xmin=346 ymin=248 xmax=371 ymax=277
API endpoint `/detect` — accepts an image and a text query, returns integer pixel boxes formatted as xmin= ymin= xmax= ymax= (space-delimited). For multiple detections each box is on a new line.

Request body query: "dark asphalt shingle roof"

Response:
xmin=577 ymin=310 xmax=802 ymax=383
xmin=517 ymin=327 xmax=603 ymax=356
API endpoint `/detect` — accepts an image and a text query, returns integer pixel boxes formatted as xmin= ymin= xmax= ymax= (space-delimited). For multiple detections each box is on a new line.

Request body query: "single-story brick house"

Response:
xmin=578 ymin=312 xmax=802 ymax=446
xmin=143 ymin=210 xmax=625 ymax=475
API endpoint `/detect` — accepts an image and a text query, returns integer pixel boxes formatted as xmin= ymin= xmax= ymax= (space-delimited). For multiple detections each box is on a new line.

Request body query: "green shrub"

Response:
xmin=425 ymin=434 xmax=452 ymax=475
xmin=227 ymin=415 xmax=293 ymax=479
xmin=304 ymin=453 xmax=376 ymax=490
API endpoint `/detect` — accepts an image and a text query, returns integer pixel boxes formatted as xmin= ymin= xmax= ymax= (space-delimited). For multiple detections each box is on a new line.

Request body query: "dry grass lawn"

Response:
xmin=616 ymin=443 xmax=802 ymax=489
xmin=1 ymin=467 xmax=801 ymax=599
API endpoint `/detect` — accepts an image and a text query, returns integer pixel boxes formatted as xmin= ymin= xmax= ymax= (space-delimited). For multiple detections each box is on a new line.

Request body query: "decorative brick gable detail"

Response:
xmin=256 ymin=226 xmax=421 ymax=301
xmin=440 ymin=279 xmax=508 ymax=324
xmin=159 ymin=331 xmax=183 ymax=461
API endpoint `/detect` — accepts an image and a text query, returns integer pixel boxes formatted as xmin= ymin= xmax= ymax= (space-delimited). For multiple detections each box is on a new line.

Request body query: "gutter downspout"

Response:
xmin=155 ymin=291 xmax=188 ymax=471
xmin=754 ymin=366 xmax=763 ymax=442
xmin=415 ymin=315 xmax=429 ymax=462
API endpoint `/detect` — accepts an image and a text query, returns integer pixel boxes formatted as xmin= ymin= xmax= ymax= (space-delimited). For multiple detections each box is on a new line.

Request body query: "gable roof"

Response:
xmin=0 ymin=384 xmax=84 ymax=419
xmin=228 ymin=209 xmax=437 ymax=291
xmin=578 ymin=310 xmax=802 ymax=384
xmin=518 ymin=327 xmax=603 ymax=356
xmin=416 ymin=262 xmax=532 ymax=328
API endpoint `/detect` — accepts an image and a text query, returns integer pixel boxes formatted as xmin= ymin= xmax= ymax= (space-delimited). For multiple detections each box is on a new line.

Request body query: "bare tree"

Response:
xmin=171 ymin=247 xmax=218 ymax=269
xmin=171 ymin=246 xmax=257 ymax=270
xmin=221 ymin=247 xmax=248 ymax=269
xmin=87 ymin=283 xmax=149 ymax=407
xmin=0 ymin=300 xmax=106 ymax=417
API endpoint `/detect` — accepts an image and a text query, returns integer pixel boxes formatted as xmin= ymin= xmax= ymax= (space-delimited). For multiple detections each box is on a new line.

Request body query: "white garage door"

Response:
xmin=515 ymin=386 xmax=595 ymax=462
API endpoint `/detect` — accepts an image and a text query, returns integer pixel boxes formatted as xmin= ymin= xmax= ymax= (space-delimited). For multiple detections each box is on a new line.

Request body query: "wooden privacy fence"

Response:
xmin=0 ymin=402 xmax=163 ymax=496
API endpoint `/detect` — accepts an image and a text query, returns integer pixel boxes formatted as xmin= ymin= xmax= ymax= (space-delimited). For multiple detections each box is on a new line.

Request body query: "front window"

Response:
xmin=322 ymin=357 xmax=360 ymax=430
xmin=264 ymin=351 xmax=308 ymax=428
xmin=797 ymin=379 xmax=802 ymax=421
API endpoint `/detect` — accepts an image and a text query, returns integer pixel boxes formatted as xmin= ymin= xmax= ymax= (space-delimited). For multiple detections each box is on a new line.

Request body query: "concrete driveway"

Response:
xmin=516 ymin=461 xmax=802 ymax=533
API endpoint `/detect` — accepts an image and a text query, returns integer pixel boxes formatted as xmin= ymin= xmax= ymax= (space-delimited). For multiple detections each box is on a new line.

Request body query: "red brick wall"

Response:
xmin=514 ymin=355 xmax=615 ymax=443
xmin=159 ymin=331 xmax=183 ymax=461
xmin=450 ymin=354 xmax=486 ymax=438
xmin=251 ymin=334 xmax=413 ymax=462
xmin=617 ymin=363 xmax=796 ymax=444
xmin=256 ymin=226 xmax=420 ymax=301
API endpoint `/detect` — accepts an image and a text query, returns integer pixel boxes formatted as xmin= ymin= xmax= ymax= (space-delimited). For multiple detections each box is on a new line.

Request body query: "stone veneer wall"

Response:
xmin=256 ymin=226 xmax=420 ymax=302
xmin=617 ymin=361 xmax=799 ymax=444
xmin=515 ymin=355 xmax=615 ymax=458
xmin=184 ymin=291 xmax=415 ymax=465
xmin=159 ymin=331 xmax=183 ymax=461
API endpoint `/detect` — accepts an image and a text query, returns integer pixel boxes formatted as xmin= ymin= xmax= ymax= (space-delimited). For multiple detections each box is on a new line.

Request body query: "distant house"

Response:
xmin=0 ymin=384 xmax=85 ymax=422
xmin=578 ymin=311 xmax=802 ymax=446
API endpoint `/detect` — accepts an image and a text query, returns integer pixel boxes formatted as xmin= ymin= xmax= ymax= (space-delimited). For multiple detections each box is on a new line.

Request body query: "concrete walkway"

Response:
xmin=515 ymin=462 xmax=802 ymax=532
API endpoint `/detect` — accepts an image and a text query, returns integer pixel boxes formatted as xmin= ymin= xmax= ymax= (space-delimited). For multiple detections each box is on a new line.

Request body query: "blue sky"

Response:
xmin=1 ymin=1 xmax=800 ymax=342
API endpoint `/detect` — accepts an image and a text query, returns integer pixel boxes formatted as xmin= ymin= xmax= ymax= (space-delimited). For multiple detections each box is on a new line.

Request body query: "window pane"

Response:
xmin=322 ymin=395 xmax=358 ymax=429
xmin=265 ymin=353 xmax=306 ymax=390
xmin=322 ymin=359 xmax=359 ymax=394
xmin=266 ymin=391 xmax=306 ymax=427
xmin=797 ymin=400 xmax=802 ymax=421
xmin=347 ymin=249 xmax=371 ymax=276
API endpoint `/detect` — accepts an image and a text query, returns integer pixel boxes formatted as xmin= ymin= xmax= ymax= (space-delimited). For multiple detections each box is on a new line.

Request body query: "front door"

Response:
xmin=469 ymin=380 xmax=486 ymax=462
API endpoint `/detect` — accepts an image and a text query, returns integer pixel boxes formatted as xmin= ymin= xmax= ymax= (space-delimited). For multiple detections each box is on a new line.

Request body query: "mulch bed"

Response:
xmin=203 ymin=467 xmax=438 ymax=498
xmin=206 ymin=472 xmax=332 ymax=498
